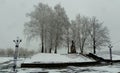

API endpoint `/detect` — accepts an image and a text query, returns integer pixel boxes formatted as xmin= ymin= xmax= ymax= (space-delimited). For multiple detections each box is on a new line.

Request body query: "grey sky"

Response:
xmin=0 ymin=0 xmax=120 ymax=51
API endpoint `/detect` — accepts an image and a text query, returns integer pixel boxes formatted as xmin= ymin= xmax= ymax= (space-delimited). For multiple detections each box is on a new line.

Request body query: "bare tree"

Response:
xmin=70 ymin=15 xmax=110 ymax=54
xmin=89 ymin=16 xmax=110 ymax=54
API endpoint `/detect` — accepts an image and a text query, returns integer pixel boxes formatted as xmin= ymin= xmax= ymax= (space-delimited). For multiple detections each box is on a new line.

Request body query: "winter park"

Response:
xmin=0 ymin=0 xmax=120 ymax=73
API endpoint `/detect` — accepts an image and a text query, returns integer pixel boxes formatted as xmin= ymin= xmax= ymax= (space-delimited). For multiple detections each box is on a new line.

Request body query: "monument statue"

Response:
xmin=70 ymin=40 xmax=76 ymax=53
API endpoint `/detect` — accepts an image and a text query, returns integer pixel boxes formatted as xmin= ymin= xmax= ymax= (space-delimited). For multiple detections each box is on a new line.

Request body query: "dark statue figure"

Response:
xmin=70 ymin=40 xmax=76 ymax=53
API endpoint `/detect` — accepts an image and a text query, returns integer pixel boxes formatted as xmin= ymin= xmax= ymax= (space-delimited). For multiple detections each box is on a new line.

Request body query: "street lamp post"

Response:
xmin=108 ymin=44 xmax=113 ymax=65
xmin=13 ymin=37 xmax=22 ymax=73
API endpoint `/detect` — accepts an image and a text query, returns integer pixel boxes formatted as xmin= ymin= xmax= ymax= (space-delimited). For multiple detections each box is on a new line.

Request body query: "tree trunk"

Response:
xmin=67 ymin=37 xmax=70 ymax=54
xmin=67 ymin=29 xmax=70 ymax=54
xmin=41 ymin=41 xmax=44 ymax=53
xmin=54 ymin=46 xmax=57 ymax=54
xmin=49 ymin=48 xmax=52 ymax=53
xmin=44 ymin=29 xmax=47 ymax=53
xmin=93 ymin=39 xmax=96 ymax=54
xmin=45 ymin=48 xmax=47 ymax=53
xmin=49 ymin=37 xmax=53 ymax=53
xmin=67 ymin=44 xmax=69 ymax=54
xmin=81 ymin=49 xmax=83 ymax=54
xmin=54 ymin=33 xmax=58 ymax=54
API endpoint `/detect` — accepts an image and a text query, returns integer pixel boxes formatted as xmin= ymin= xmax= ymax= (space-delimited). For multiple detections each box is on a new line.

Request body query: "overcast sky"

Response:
xmin=0 ymin=0 xmax=120 ymax=51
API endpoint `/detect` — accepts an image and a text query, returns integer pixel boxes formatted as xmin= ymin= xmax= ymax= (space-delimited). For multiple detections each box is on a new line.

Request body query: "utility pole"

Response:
xmin=13 ymin=37 xmax=22 ymax=73
xmin=108 ymin=44 xmax=113 ymax=65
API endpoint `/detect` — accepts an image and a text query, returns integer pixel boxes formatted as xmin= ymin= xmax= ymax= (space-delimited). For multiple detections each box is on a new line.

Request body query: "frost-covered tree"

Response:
xmin=53 ymin=4 xmax=70 ymax=53
xmin=75 ymin=15 xmax=90 ymax=54
xmin=70 ymin=20 xmax=78 ymax=45
xmin=46 ymin=10 xmax=56 ymax=53
xmin=24 ymin=3 xmax=53 ymax=53
xmin=64 ymin=25 xmax=71 ymax=53
xmin=24 ymin=3 xmax=70 ymax=53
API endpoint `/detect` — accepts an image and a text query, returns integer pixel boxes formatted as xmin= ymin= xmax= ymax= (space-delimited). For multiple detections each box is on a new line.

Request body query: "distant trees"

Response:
xmin=18 ymin=48 xmax=35 ymax=58
xmin=24 ymin=2 xmax=110 ymax=54
xmin=6 ymin=48 xmax=14 ymax=57
xmin=0 ymin=49 xmax=5 ymax=56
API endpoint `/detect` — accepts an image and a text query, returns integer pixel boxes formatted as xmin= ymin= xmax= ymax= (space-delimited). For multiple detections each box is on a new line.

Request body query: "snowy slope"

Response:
xmin=24 ymin=53 xmax=94 ymax=63
xmin=0 ymin=57 xmax=13 ymax=64
xmin=96 ymin=53 xmax=120 ymax=60
xmin=0 ymin=57 xmax=24 ymax=71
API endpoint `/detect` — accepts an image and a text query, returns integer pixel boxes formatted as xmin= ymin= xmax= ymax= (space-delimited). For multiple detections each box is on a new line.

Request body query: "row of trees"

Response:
xmin=0 ymin=48 xmax=35 ymax=58
xmin=24 ymin=3 xmax=110 ymax=54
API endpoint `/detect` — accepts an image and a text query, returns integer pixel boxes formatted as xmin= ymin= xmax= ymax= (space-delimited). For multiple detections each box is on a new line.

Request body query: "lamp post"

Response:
xmin=13 ymin=37 xmax=22 ymax=73
xmin=108 ymin=44 xmax=113 ymax=65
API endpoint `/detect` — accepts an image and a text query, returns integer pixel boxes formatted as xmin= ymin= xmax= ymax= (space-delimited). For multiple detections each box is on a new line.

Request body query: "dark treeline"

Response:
xmin=24 ymin=3 xmax=110 ymax=54
xmin=0 ymin=48 xmax=35 ymax=58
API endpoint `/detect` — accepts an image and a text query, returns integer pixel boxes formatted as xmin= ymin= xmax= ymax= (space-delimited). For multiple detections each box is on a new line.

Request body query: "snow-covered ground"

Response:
xmin=67 ymin=64 xmax=120 ymax=73
xmin=0 ymin=53 xmax=120 ymax=73
xmin=24 ymin=53 xmax=95 ymax=63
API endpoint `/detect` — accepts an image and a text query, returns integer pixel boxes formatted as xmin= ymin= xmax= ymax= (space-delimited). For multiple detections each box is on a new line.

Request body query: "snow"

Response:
xmin=0 ymin=53 xmax=120 ymax=73
xmin=17 ymin=68 xmax=63 ymax=73
xmin=17 ymin=68 xmax=43 ymax=73
xmin=67 ymin=64 xmax=120 ymax=73
xmin=24 ymin=53 xmax=94 ymax=63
